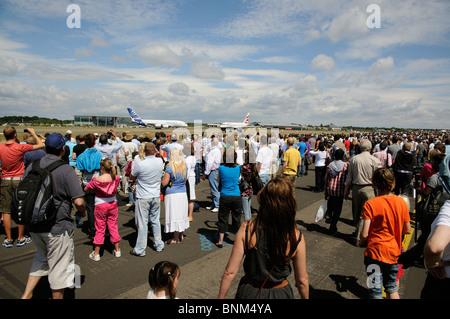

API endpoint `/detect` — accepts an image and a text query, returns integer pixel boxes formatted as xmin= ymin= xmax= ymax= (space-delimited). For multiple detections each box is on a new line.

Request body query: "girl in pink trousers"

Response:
xmin=85 ymin=158 xmax=121 ymax=261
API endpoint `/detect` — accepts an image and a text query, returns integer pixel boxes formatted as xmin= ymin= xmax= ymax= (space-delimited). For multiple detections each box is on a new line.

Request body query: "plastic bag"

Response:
xmin=315 ymin=200 xmax=326 ymax=222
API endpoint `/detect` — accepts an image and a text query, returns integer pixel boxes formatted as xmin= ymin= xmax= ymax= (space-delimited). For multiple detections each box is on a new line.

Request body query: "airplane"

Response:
xmin=127 ymin=107 xmax=188 ymax=128
xmin=219 ymin=113 xmax=250 ymax=129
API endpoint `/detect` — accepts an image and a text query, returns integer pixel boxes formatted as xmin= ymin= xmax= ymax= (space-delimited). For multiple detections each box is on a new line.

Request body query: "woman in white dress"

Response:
xmin=162 ymin=148 xmax=189 ymax=244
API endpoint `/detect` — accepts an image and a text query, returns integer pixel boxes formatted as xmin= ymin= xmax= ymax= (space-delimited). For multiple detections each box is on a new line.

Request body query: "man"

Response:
xmin=268 ymin=136 xmax=280 ymax=180
xmin=372 ymin=142 xmax=392 ymax=169
xmin=0 ymin=127 xmax=44 ymax=248
xmin=255 ymin=135 xmax=273 ymax=186
xmin=282 ymin=137 xmax=301 ymax=187
xmin=392 ymin=142 xmax=417 ymax=195
xmin=21 ymin=133 xmax=86 ymax=299
xmin=130 ymin=142 xmax=165 ymax=256
xmin=297 ymin=137 xmax=307 ymax=177
xmin=95 ymin=129 xmax=123 ymax=162
xmin=161 ymin=133 xmax=183 ymax=162
xmin=204 ymin=137 xmax=222 ymax=212
xmin=23 ymin=136 xmax=46 ymax=168
xmin=344 ymin=139 xmax=381 ymax=245
xmin=387 ymin=135 xmax=402 ymax=163
xmin=324 ymin=149 xmax=349 ymax=235
xmin=192 ymin=134 xmax=203 ymax=185
xmin=65 ymin=133 xmax=77 ymax=169
xmin=117 ymin=133 xmax=138 ymax=192
xmin=76 ymin=133 xmax=102 ymax=238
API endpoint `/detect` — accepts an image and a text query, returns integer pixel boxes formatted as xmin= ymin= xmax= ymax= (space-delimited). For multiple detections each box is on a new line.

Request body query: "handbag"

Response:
xmin=239 ymin=174 xmax=250 ymax=193
xmin=251 ymin=176 xmax=264 ymax=195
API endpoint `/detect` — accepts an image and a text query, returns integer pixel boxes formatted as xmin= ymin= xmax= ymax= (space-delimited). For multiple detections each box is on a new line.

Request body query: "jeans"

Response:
xmin=134 ymin=197 xmax=164 ymax=254
xmin=297 ymin=157 xmax=305 ymax=177
xmin=195 ymin=162 xmax=201 ymax=185
xmin=128 ymin=191 xmax=135 ymax=205
xmin=242 ymin=196 xmax=252 ymax=221
xmin=259 ymin=173 xmax=270 ymax=186
xmin=208 ymin=170 xmax=220 ymax=209
xmin=364 ymin=256 xmax=399 ymax=299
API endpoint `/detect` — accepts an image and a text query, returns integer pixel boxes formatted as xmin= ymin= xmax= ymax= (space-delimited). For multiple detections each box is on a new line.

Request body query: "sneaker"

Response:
xmin=129 ymin=250 xmax=145 ymax=257
xmin=89 ymin=252 xmax=100 ymax=261
xmin=211 ymin=208 xmax=219 ymax=213
xmin=2 ymin=239 xmax=13 ymax=248
xmin=113 ymin=249 xmax=121 ymax=258
xmin=206 ymin=206 xmax=212 ymax=210
xmin=16 ymin=236 xmax=32 ymax=247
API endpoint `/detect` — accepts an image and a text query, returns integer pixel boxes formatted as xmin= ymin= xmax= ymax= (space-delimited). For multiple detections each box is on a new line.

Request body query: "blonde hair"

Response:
xmin=100 ymin=158 xmax=116 ymax=179
xmin=138 ymin=142 xmax=147 ymax=160
xmin=169 ymin=148 xmax=186 ymax=179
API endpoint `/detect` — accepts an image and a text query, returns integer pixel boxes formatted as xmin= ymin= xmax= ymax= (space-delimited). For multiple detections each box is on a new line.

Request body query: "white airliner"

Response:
xmin=127 ymin=107 xmax=188 ymax=128
xmin=220 ymin=113 xmax=250 ymax=129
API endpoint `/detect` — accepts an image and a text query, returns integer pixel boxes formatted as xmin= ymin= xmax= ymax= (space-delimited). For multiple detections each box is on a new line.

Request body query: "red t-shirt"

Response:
xmin=362 ymin=195 xmax=410 ymax=264
xmin=0 ymin=143 xmax=34 ymax=178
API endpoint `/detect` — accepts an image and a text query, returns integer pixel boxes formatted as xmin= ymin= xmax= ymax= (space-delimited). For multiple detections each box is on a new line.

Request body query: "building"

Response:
xmin=73 ymin=114 xmax=134 ymax=127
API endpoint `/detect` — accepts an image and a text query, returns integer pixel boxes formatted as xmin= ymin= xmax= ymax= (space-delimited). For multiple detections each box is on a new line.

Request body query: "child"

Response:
xmin=125 ymin=151 xmax=139 ymax=208
xmin=85 ymin=158 xmax=121 ymax=261
xmin=359 ymin=168 xmax=412 ymax=299
xmin=147 ymin=261 xmax=180 ymax=299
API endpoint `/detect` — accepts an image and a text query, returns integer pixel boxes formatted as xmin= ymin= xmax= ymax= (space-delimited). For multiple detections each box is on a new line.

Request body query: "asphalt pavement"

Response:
xmin=0 ymin=166 xmax=427 ymax=300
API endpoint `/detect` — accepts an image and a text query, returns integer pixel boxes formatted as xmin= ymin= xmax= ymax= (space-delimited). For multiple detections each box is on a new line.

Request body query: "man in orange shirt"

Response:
xmin=0 ymin=127 xmax=44 ymax=248
xmin=359 ymin=168 xmax=412 ymax=299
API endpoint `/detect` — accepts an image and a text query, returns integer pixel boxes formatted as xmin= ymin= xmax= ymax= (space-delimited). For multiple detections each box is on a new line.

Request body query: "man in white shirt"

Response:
xmin=203 ymin=138 xmax=222 ymax=212
xmin=130 ymin=143 xmax=165 ymax=255
xmin=256 ymin=135 xmax=273 ymax=186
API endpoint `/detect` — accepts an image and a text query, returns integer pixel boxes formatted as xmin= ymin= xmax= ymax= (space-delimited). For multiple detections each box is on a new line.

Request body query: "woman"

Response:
xmin=216 ymin=148 xmax=243 ymax=248
xmin=183 ymin=141 xmax=196 ymax=222
xmin=218 ymin=176 xmax=309 ymax=299
xmin=240 ymin=147 xmax=257 ymax=221
xmin=359 ymin=168 xmax=412 ymax=299
xmin=309 ymin=142 xmax=329 ymax=192
xmin=161 ymin=148 xmax=189 ymax=244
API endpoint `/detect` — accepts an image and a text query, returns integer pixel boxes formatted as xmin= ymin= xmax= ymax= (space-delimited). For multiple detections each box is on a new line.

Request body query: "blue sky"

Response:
xmin=0 ymin=0 xmax=449 ymax=129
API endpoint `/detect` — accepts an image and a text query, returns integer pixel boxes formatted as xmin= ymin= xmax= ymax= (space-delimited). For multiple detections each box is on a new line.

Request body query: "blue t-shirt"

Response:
xmin=218 ymin=165 xmax=241 ymax=197
xmin=165 ymin=165 xmax=187 ymax=195
xmin=297 ymin=141 xmax=306 ymax=157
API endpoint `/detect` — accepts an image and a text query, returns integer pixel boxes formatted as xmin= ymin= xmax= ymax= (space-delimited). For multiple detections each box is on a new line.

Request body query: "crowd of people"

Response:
xmin=0 ymin=125 xmax=449 ymax=299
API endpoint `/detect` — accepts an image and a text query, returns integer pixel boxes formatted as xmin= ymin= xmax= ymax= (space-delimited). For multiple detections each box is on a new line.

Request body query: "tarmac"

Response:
xmin=0 ymin=166 xmax=427 ymax=301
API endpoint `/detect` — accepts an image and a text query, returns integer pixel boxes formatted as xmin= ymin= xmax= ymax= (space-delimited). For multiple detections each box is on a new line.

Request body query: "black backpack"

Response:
xmin=11 ymin=159 xmax=66 ymax=225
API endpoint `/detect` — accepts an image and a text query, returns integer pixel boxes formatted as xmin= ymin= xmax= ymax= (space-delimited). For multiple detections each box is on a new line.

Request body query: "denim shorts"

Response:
xmin=364 ymin=256 xmax=399 ymax=299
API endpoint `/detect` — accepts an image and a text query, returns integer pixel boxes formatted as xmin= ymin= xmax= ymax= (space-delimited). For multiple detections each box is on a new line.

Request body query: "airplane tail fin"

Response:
xmin=243 ymin=113 xmax=250 ymax=124
xmin=127 ymin=107 xmax=146 ymax=126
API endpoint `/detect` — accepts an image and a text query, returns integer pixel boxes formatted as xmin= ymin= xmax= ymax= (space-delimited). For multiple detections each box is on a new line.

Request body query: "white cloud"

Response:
xmin=311 ymin=54 xmax=335 ymax=72
xmin=168 ymin=82 xmax=190 ymax=96
xmin=0 ymin=57 xmax=19 ymax=76
xmin=190 ymin=61 xmax=225 ymax=80
xmin=138 ymin=44 xmax=184 ymax=67
xmin=368 ymin=56 xmax=394 ymax=75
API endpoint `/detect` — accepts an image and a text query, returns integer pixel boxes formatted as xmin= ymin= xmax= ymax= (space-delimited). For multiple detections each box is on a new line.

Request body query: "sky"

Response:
xmin=0 ymin=0 xmax=449 ymax=129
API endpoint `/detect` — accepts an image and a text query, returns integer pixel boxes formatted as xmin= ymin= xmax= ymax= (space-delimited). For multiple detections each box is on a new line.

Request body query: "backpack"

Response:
xmin=416 ymin=184 xmax=450 ymax=224
xmin=11 ymin=159 xmax=66 ymax=225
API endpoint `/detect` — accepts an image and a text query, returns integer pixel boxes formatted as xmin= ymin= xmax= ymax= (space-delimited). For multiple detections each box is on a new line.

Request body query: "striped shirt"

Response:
xmin=325 ymin=162 xmax=348 ymax=197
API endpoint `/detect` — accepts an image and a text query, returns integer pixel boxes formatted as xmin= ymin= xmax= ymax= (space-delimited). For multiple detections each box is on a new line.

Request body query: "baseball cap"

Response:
xmin=45 ymin=133 xmax=67 ymax=149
